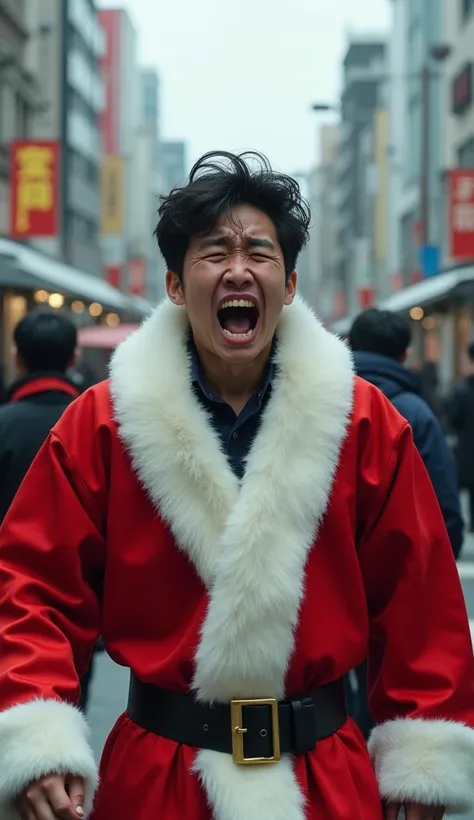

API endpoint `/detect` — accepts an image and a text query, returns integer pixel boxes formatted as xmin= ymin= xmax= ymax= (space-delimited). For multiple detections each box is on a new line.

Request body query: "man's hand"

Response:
xmin=17 ymin=773 xmax=85 ymax=820
xmin=385 ymin=802 xmax=445 ymax=820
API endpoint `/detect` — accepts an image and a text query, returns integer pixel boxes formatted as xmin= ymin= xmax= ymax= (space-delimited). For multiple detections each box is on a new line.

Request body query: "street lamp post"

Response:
xmin=420 ymin=44 xmax=451 ymax=248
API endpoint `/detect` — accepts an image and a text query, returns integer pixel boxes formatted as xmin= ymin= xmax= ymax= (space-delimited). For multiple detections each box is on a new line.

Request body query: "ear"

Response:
xmin=70 ymin=348 xmax=79 ymax=369
xmin=284 ymin=271 xmax=297 ymax=306
xmin=166 ymin=270 xmax=185 ymax=306
xmin=11 ymin=345 xmax=22 ymax=371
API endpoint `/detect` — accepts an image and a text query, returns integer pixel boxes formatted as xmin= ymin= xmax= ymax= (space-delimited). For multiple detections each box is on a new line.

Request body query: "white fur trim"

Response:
xmin=110 ymin=295 xmax=354 ymax=820
xmin=193 ymin=751 xmax=305 ymax=820
xmin=0 ymin=698 xmax=98 ymax=820
xmin=369 ymin=718 xmax=474 ymax=814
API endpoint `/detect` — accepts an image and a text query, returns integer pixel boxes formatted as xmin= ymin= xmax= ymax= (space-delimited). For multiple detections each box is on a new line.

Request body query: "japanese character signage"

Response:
xmin=448 ymin=169 xmax=474 ymax=261
xmin=100 ymin=155 xmax=124 ymax=235
xmin=9 ymin=141 xmax=59 ymax=239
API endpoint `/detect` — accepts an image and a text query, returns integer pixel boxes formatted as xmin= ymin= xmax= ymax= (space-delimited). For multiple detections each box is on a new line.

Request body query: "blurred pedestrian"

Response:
xmin=348 ymin=308 xmax=464 ymax=739
xmin=446 ymin=341 xmax=474 ymax=532
xmin=349 ymin=308 xmax=463 ymax=558
xmin=0 ymin=309 xmax=80 ymax=522
xmin=0 ymin=308 xmax=97 ymax=711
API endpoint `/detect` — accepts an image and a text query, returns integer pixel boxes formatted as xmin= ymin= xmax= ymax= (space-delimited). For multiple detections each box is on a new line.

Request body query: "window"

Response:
xmin=462 ymin=0 xmax=474 ymax=23
xmin=458 ymin=137 xmax=474 ymax=167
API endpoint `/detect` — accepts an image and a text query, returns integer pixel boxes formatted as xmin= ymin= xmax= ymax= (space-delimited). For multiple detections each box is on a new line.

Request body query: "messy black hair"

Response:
xmin=155 ymin=150 xmax=311 ymax=282
xmin=14 ymin=309 xmax=77 ymax=374
xmin=349 ymin=308 xmax=412 ymax=361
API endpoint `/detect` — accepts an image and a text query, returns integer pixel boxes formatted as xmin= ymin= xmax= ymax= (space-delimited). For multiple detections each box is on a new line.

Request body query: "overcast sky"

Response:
xmin=100 ymin=0 xmax=390 ymax=175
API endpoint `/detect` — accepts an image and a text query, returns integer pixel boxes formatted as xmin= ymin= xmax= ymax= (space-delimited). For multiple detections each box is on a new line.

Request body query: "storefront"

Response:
xmin=330 ymin=263 xmax=474 ymax=392
xmin=0 ymin=238 xmax=152 ymax=385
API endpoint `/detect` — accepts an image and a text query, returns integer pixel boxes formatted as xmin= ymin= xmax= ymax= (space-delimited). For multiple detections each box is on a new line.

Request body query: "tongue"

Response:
xmin=224 ymin=315 xmax=251 ymax=334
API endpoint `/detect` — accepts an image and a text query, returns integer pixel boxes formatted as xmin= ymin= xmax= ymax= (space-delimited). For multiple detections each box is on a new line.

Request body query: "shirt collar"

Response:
xmin=188 ymin=334 xmax=275 ymax=404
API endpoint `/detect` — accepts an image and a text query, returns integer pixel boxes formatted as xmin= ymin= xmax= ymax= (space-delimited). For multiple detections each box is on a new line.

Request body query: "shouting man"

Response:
xmin=0 ymin=152 xmax=473 ymax=820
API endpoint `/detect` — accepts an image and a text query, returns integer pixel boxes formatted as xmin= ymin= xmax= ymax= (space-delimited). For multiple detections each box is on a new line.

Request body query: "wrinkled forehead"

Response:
xmin=195 ymin=205 xmax=280 ymax=250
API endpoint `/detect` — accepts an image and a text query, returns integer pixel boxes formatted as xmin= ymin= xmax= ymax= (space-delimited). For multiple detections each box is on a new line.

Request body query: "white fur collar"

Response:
xmin=110 ymin=295 xmax=354 ymax=820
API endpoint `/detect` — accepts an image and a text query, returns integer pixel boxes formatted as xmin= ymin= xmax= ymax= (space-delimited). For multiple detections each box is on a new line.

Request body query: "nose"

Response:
xmin=222 ymin=251 xmax=254 ymax=289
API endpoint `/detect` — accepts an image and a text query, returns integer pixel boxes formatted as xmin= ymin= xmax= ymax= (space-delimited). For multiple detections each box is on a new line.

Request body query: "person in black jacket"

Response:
xmin=347 ymin=307 xmax=464 ymax=739
xmin=0 ymin=309 xmax=80 ymax=521
xmin=0 ymin=309 xmax=98 ymax=711
xmin=446 ymin=341 xmax=474 ymax=531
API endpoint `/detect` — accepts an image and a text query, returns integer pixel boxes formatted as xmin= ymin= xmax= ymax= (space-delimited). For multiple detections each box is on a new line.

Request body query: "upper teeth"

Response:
xmin=220 ymin=299 xmax=256 ymax=309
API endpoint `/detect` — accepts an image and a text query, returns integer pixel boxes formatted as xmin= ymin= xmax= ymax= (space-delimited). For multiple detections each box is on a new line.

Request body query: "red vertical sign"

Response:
xmin=9 ymin=140 xmax=60 ymax=238
xmin=448 ymin=169 xmax=474 ymax=261
xmin=128 ymin=258 xmax=147 ymax=296
xmin=99 ymin=10 xmax=120 ymax=155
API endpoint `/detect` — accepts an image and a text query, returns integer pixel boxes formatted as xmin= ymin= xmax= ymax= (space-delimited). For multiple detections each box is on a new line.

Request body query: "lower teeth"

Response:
xmin=223 ymin=328 xmax=253 ymax=338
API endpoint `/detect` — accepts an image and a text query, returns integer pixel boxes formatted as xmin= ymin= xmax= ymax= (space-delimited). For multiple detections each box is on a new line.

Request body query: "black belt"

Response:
xmin=127 ymin=673 xmax=347 ymax=765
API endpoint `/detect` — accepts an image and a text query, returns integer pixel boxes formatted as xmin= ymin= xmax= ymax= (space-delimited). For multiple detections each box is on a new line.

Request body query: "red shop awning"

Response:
xmin=77 ymin=323 xmax=140 ymax=350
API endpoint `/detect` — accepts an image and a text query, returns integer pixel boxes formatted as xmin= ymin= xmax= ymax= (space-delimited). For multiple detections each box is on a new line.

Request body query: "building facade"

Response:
xmin=0 ymin=0 xmax=42 ymax=235
xmin=99 ymin=7 xmax=139 ymax=292
xmin=336 ymin=35 xmax=386 ymax=318
xmin=161 ymin=140 xmax=187 ymax=195
xmin=129 ymin=68 xmax=166 ymax=304
xmin=442 ymin=0 xmax=474 ymax=234
xmin=304 ymin=124 xmax=340 ymax=321
xmin=22 ymin=0 xmax=104 ymax=275
xmin=389 ymin=0 xmax=445 ymax=287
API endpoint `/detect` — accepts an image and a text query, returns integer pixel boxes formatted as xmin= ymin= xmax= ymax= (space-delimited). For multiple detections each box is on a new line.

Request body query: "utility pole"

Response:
xmin=420 ymin=62 xmax=431 ymax=247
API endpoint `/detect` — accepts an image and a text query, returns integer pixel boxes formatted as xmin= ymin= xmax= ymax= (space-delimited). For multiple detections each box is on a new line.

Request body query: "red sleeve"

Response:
xmin=358 ymin=418 xmax=474 ymax=812
xmin=0 ymin=430 xmax=105 ymax=707
xmin=0 ymin=393 xmax=108 ymax=813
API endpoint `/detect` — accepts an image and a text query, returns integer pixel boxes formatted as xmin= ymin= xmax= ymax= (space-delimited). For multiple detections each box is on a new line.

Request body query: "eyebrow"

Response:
xmin=247 ymin=237 xmax=276 ymax=251
xmin=199 ymin=236 xmax=229 ymax=249
xmin=199 ymin=235 xmax=276 ymax=251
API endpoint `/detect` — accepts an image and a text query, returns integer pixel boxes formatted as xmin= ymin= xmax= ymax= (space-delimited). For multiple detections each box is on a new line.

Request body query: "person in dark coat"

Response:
xmin=0 ymin=310 xmax=80 ymax=521
xmin=446 ymin=341 xmax=474 ymax=531
xmin=347 ymin=307 xmax=464 ymax=739
xmin=0 ymin=309 xmax=97 ymax=711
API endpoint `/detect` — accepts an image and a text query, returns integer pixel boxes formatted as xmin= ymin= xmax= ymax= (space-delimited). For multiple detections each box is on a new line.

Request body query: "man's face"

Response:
xmin=166 ymin=204 xmax=297 ymax=363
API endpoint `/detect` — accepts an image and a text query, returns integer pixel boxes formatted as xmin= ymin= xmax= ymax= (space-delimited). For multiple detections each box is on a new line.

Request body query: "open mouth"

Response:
xmin=217 ymin=299 xmax=260 ymax=340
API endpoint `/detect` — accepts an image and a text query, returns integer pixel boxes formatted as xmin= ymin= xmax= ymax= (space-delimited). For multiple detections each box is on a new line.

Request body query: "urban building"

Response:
xmin=129 ymin=68 xmax=165 ymax=304
xmin=0 ymin=0 xmax=43 ymax=235
xmin=161 ymin=140 xmax=187 ymax=194
xmin=389 ymin=0 xmax=446 ymax=287
xmin=336 ymin=35 xmax=386 ymax=318
xmin=355 ymin=107 xmax=390 ymax=307
xmin=24 ymin=0 xmax=104 ymax=275
xmin=99 ymin=6 xmax=139 ymax=291
xmin=304 ymin=124 xmax=339 ymax=322
xmin=443 ymin=0 xmax=474 ymax=218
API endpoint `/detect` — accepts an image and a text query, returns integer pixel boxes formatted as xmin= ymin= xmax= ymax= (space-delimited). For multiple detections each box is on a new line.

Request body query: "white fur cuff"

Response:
xmin=368 ymin=718 xmax=474 ymax=814
xmin=0 ymin=698 xmax=98 ymax=820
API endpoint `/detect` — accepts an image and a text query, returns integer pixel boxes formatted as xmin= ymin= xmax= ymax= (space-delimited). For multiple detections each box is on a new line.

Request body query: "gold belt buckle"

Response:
xmin=230 ymin=698 xmax=281 ymax=765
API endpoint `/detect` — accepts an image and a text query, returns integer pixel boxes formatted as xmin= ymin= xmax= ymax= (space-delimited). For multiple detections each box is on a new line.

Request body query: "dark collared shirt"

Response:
xmin=189 ymin=340 xmax=274 ymax=480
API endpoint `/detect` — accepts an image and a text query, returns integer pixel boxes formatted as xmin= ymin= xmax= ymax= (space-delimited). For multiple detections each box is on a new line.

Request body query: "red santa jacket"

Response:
xmin=0 ymin=297 xmax=473 ymax=820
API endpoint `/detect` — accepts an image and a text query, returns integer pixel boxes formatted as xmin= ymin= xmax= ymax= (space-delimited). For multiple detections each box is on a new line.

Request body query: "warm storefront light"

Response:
xmin=410 ymin=306 xmax=424 ymax=321
xmin=422 ymin=316 xmax=436 ymax=331
xmin=48 ymin=293 xmax=64 ymax=309
xmin=89 ymin=302 xmax=103 ymax=317
xmin=71 ymin=300 xmax=85 ymax=313
xmin=34 ymin=290 xmax=49 ymax=303
xmin=105 ymin=312 xmax=120 ymax=327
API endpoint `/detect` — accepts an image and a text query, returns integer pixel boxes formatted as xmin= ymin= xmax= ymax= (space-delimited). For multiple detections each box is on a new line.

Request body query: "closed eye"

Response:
xmin=207 ymin=253 xmax=227 ymax=262
xmin=251 ymin=254 xmax=271 ymax=262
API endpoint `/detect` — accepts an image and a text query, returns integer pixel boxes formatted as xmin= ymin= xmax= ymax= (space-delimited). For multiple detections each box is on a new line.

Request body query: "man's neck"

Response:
xmin=195 ymin=341 xmax=272 ymax=415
